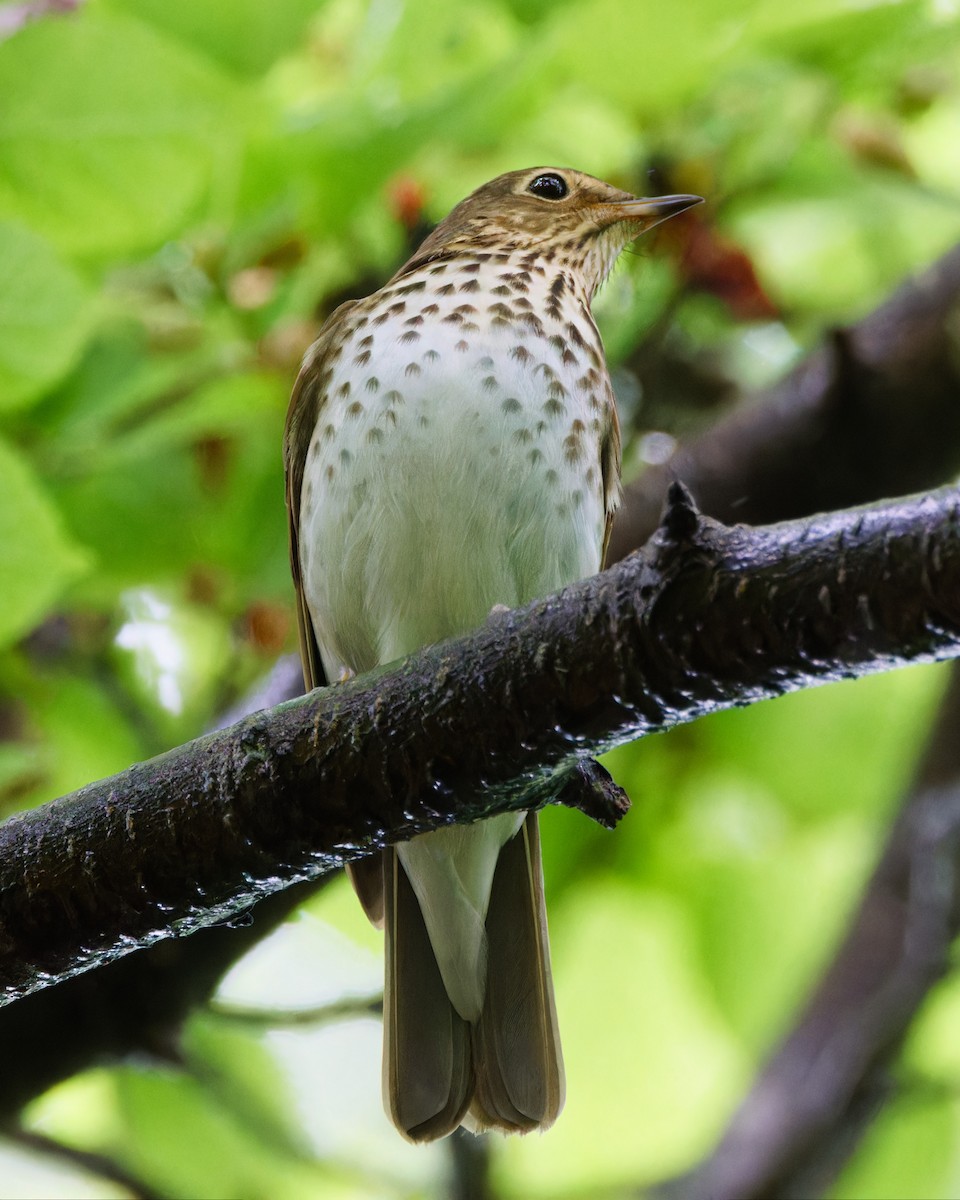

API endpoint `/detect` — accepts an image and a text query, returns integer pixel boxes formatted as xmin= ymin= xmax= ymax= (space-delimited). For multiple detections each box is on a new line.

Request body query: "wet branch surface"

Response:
xmin=2 ymin=482 xmax=959 ymax=1009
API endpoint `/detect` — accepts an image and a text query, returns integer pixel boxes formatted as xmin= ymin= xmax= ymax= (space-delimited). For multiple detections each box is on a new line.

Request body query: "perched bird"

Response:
xmin=284 ymin=168 xmax=701 ymax=1141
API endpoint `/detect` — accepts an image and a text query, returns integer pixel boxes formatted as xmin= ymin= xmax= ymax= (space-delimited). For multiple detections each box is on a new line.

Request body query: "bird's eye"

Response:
xmin=527 ymin=173 xmax=569 ymax=201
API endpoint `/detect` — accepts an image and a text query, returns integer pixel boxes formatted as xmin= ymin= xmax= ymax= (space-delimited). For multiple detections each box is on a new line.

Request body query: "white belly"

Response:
xmin=299 ymin=303 xmax=606 ymax=677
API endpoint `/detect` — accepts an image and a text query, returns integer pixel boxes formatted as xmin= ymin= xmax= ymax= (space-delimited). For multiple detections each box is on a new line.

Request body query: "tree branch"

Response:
xmin=2 ymin=483 xmax=959 ymax=1005
xmin=610 ymin=243 xmax=960 ymax=558
xmin=661 ymin=657 xmax=960 ymax=1200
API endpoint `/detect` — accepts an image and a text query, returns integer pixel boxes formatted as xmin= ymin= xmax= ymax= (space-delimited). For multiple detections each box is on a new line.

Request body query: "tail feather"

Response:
xmin=382 ymin=814 xmax=564 ymax=1141
xmin=468 ymin=814 xmax=564 ymax=1133
xmin=382 ymin=848 xmax=473 ymax=1141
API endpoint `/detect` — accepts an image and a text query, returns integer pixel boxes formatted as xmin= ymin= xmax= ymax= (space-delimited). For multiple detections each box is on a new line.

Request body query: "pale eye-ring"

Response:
xmin=527 ymin=173 xmax=569 ymax=200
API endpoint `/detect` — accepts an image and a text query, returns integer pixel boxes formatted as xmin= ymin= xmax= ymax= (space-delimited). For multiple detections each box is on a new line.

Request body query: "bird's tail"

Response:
xmin=382 ymin=813 xmax=565 ymax=1141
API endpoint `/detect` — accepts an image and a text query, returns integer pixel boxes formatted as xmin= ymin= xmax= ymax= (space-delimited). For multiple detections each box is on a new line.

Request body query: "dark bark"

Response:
xmin=659 ymin=660 xmax=960 ymax=1200
xmin=610 ymin=243 xmax=960 ymax=559
xmin=0 ymin=879 xmax=322 ymax=1119
xmin=2 ymin=483 xmax=959 ymax=1006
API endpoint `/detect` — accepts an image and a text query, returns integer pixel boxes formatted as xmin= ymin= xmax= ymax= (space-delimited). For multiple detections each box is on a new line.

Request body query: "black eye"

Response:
xmin=527 ymin=173 xmax=569 ymax=201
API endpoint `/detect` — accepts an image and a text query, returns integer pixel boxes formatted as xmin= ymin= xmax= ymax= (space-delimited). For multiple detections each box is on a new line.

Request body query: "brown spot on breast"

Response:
xmin=399 ymin=330 xmax=420 ymax=344
xmin=502 ymin=397 xmax=522 ymax=414
xmin=404 ymin=313 xmax=424 ymax=327
xmin=423 ymin=303 xmax=440 ymax=316
xmin=520 ymin=312 xmax=545 ymax=337
xmin=566 ymin=322 xmax=586 ymax=348
xmin=339 ymin=448 xmax=352 ymax=464
xmin=398 ymin=279 xmax=426 ymax=295
xmin=423 ymin=349 xmax=440 ymax=363
xmin=455 ymin=340 xmax=469 ymax=352
xmin=459 ymin=278 xmax=480 ymax=293
xmin=482 ymin=376 xmax=498 ymax=391
xmin=511 ymin=345 xmax=531 ymax=364
xmin=436 ymin=283 xmax=456 ymax=296
xmin=491 ymin=284 xmax=511 ymax=296
xmin=322 ymin=423 xmax=335 ymax=440
xmin=325 ymin=464 xmax=335 ymax=481
xmin=488 ymin=303 xmax=514 ymax=319
xmin=514 ymin=428 xmax=533 ymax=444
xmin=359 ymin=334 xmax=374 ymax=349
xmin=338 ymin=382 xmax=351 ymax=398
xmin=462 ymin=322 xmax=480 ymax=333
xmin=562 ymin=348 xmax=578 ymax=367
xmin=442 ymin=312 xmax=463 ymax=325
xmin=429 ymin=263 xmax=447 ymax=275
xmin=366 ymin=376 xmax=379 ymax=392
xmin=366 ymin=427 xmax=384 ymax=444
xmin=528 ymin=447 xmax=544 ymax=464
xmin=383 ymin=390 xmax=402 ymax=405
xmin=354 ymin=350 xmax=371 ymax=367
xmin=347 ymin=400 xmax=364 ymax=417
xmin=462 ymin=262 xmax=481 ymax=275
xmin=548 ymin=380 xmax=568 ymax=399
xmin=543 ymin=397 xmax=565 ymax=417
xmin=405 ymin=362 xmax=421 ymax=377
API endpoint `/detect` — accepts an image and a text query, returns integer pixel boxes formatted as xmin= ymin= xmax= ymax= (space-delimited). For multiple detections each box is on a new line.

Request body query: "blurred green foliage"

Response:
xmin=1 ymin=0 xmax=960 ymax=1196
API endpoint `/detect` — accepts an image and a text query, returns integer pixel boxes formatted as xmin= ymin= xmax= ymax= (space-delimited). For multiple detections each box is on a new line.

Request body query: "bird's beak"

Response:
xmin=597 ymin=193 xmax=703 ymax=232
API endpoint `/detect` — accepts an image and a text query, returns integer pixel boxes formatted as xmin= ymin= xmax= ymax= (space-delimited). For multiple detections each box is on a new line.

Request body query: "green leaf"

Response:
xmin=108 ymin=0 xmax=323 ymax=77
xmin=0 ymin=10 xmax=245 ymax=257
xmin=506 ymin=882 xmax=746 ymax=1193
xmin=0 ymin=438 xmax=89 ymax=648
xmin=0 ymin=222 xmax=92 ymax=411
xmin=18 ymin=672 xmax=145 ymax=807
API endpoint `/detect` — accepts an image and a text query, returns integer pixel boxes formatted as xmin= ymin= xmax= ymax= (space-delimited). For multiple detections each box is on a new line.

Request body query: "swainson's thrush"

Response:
xmin=284 ymin=168 xmax=701 ymax=1141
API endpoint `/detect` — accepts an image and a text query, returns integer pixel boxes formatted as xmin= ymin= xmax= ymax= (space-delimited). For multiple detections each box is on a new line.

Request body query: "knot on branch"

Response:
xmin=649 ymin=480 xmax=718 ymax=574
xmin=553 ymin=758 xmax=630 ymax=829
xmin=660 ymin=480 xmax=700 ymax=541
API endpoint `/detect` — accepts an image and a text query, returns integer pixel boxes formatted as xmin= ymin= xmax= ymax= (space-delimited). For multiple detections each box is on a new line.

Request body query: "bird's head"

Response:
xmin=395 ymin=167 xmax=702 ymax=299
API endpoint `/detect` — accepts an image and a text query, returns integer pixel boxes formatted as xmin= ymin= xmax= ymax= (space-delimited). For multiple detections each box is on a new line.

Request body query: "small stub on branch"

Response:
xmin=658 ymin=480 xmax=702 ymax=545
xmin=554 ymin=758 xmax=631 ymax=829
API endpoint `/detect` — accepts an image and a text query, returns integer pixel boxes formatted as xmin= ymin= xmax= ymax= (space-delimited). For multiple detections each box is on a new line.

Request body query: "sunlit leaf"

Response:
xmin=109 ymin=0 xmax=323 ymax=77
xmin=0 ymin=222 xmax=92 ymax=411
xmin=0 ymin=10 xmax=245 ymax=257
xmin=0 ymin=438 xmax=89 ymax=648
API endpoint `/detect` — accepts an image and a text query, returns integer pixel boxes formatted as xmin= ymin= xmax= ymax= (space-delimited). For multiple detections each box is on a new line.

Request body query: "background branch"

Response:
xmin=610 ymin=242 xmax=960 ymax=559
xmin=659 ymin=658 xmax=960 ymax=1199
